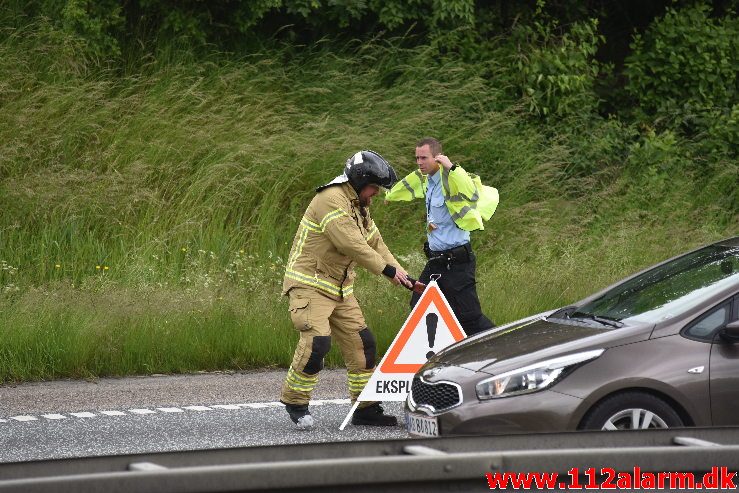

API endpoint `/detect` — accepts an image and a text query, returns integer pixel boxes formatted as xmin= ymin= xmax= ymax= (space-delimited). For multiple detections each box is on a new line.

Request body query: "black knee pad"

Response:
xmin=304 ymin=336 xmax=331 ymax=375
xmin=358 ymin=328 xmax=376 ymax=369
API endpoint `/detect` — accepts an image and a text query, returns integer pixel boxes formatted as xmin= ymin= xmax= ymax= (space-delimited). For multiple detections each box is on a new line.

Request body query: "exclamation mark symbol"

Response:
xmin=425 ymin=313 xmax=438 ymax=359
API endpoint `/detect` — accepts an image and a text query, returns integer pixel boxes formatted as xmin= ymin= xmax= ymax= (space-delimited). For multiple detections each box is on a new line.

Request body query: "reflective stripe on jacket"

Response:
xmin=283 ymin=182 xmax=399 ymax=300
xmin=385 ymin=166 xmax=499 ymax=231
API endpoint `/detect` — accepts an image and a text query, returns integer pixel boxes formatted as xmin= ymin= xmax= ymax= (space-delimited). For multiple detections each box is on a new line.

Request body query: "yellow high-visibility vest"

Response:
xmin=385 ymin=166 xmax=499 ymax=231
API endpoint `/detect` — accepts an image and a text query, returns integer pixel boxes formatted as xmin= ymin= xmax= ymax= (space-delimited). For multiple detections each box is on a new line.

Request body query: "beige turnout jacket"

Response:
xmin=283 ymin=182 xmax=399 ymax=300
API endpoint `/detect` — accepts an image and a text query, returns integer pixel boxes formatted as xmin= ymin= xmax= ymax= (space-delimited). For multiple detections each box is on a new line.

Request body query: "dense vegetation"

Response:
xmin=0 ymin=0 xmax=736 ymax=382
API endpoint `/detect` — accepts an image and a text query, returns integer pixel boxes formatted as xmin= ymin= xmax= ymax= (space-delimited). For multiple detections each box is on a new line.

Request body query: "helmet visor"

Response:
xmin=363 ymin=150 xmax=397 ymax=189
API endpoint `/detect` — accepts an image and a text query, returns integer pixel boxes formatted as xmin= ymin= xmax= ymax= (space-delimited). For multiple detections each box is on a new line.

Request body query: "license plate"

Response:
xmin=405 ymin=412 xmax=439 ymax=437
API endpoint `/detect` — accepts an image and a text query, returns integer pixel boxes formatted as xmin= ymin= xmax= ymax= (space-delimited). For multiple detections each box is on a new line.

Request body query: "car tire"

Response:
xmin=580 ymin=391 xmax=684 ymax=431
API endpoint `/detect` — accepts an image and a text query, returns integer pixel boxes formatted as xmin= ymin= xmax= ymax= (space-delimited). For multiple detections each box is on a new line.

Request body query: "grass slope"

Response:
xmin=0 ymin=28 xmax=736 ymax=382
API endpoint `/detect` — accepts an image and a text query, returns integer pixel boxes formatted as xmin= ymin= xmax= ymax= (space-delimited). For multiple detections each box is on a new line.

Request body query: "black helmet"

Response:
xmin=344 ymin=150 xmax=398 ymax=194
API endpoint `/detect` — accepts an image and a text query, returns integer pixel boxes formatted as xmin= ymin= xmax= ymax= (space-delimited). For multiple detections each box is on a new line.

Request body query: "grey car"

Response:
xmin=405 ymin=236 xmax=739 ymax=437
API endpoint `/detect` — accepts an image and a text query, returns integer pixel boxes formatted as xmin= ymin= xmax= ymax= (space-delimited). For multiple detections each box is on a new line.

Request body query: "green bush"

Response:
xmin=702 ymin=103 xmax=739 ymax=155
xmin=1 ymin=0 xmax=125 ymax=62
xmin=511 ymin=17 xmax=605 ymax=117
xmin=626 ymin=129 xmax=688 ymax=194
xmin=624 ymin=3 xmax=738 ymax=148
xmin=60 ymin=0 xmax=123 ymax=59
xmin=2 ymin=0 xmax=478 ymax=62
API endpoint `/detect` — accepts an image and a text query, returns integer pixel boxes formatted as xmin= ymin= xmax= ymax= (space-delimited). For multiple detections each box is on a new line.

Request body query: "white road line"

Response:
xmin=2 ymin=399 xmax=352 ymax=424
xmin=240 ymin=402 xmax=283 ymax=409
xmin=70 ymin=412 xmax=96 ymax=418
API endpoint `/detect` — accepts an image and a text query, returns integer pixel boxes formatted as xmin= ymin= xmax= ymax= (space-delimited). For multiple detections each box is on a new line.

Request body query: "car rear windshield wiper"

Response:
xmin=569 ymin=311 xmax=623 ymax=328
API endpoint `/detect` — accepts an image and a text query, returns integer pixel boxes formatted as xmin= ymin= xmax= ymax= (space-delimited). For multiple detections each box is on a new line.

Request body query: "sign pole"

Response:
xmin=339 ymin=401 xmax=360 ymax=431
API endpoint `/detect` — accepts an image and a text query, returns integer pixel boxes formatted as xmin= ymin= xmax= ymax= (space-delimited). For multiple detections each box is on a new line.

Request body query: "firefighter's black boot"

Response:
xmin=284 ymin=403 xmax=314 ymax=430
xmin=351 ymin=403 xmax=398 ymax=426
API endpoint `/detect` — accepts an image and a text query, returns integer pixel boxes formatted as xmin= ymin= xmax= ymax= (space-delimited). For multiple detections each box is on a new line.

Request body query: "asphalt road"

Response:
xmin=0 ymin=370 xmax=408 ymax=463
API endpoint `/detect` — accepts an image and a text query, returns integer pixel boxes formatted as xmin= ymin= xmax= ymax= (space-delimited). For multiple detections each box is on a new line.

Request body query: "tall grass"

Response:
xmin=0 ymin=25 xmax=736 ymax=382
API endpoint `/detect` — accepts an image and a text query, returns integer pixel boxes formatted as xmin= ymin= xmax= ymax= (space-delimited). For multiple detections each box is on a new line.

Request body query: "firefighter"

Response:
xmin=281 ymin=150 xmax=413 ymax=430
xmin=385 ymin=137 xmax=499 ymax=336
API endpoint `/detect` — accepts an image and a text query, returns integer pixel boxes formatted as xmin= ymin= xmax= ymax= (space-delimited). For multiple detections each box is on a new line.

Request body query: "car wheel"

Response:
xmin=580 ymin=392 xmax=684 ymax=431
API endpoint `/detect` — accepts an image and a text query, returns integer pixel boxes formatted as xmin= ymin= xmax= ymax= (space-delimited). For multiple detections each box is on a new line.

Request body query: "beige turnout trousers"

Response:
xmin=281 ymin=286 xmax=375 ymax=407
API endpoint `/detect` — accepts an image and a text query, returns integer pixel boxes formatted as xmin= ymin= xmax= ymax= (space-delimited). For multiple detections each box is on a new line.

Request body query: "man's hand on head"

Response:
xmin=434 ymin=154 xmax=454 ymax=170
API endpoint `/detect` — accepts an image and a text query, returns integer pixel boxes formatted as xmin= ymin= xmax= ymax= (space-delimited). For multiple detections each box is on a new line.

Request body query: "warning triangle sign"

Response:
xmin=380 ymin=281 xmax=466 ymax=373
xmin=339 ymin=280 xmax=467 ymax=428
xmin=354 ymin=280 xmax=466 ymax=404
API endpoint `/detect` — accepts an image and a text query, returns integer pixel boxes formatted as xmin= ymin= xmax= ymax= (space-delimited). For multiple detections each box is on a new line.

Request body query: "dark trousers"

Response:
xmin=410 ymin=246 xmax=494 ymax=336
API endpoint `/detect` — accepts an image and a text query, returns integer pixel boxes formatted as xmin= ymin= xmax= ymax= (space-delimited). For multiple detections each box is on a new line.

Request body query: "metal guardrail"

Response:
xmin=1 ymin=427 xmax=738 ymax=492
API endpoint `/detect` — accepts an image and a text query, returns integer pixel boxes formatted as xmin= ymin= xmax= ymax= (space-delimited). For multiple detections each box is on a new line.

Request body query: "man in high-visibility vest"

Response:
xmin=281 ymin=150 xmax=414 ymax=430
xmin=386 ymin=137 xmax=499 ymax=336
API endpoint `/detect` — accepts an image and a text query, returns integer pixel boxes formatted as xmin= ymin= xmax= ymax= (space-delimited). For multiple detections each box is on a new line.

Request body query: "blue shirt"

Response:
xmin=426 ymin=170 xmax=470 ymax=251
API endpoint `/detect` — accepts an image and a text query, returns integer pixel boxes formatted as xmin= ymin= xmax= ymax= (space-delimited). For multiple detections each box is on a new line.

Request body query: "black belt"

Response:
xmin=424 ymin=242 xmax=472 ymax=264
